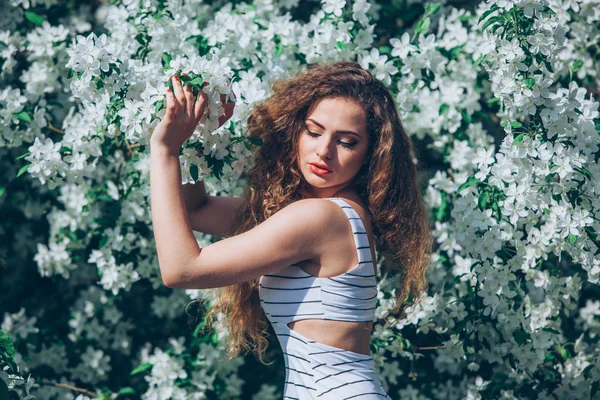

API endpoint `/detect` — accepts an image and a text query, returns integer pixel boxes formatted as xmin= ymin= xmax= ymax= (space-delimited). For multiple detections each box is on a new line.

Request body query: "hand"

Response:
xmin=151 ymin=74 xmax=236 ymax=153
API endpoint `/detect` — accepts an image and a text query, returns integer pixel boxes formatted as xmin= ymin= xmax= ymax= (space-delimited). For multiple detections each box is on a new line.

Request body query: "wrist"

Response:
xmin=150 ymin=139 xmax=180 ymax=157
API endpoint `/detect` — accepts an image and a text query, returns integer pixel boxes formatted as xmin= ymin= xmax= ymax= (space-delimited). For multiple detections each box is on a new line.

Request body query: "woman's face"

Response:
xmin=297 ymin=96 xmax=369 ymax=198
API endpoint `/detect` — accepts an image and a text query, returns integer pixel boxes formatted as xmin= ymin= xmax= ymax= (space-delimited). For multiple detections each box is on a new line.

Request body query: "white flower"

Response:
xmin=322 ymin=0 xmax=346 ymax=17
xmin=390 ymin=32 xmax=417 ymax=59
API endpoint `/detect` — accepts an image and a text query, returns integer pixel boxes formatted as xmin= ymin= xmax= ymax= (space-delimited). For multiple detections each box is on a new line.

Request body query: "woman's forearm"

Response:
xmin=150 ymin=142 xmax=202 ymax=286
xmin=181 ymin=177 xmax=207 ymax=211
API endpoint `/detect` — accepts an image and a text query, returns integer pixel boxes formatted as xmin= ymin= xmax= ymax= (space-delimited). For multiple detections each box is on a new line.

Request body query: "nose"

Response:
xmin=316 ymin=135 xmax=333 ymax=160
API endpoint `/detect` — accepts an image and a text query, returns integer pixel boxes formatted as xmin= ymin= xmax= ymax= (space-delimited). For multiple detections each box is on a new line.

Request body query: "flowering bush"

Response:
xmin=1 ymin=0 xmax=599 ymax=399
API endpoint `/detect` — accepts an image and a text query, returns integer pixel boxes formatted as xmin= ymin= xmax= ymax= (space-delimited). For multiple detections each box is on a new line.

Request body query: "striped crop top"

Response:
xmin=259 ymin=197 xmax=378 ymax=325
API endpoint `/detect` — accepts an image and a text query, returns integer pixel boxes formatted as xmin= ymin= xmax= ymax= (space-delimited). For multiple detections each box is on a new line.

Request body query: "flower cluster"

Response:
xmin=1 ymin=0 xmax=599 ymax=399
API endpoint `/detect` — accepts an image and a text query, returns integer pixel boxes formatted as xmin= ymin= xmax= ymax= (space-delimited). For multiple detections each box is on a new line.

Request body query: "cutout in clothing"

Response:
xmin=259 ymin=197 xmax=391 ymax=399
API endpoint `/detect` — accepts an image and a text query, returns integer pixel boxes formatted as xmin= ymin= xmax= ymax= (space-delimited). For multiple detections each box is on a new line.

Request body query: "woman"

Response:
xmin=150 ymin=61 xmax=433 ymax=399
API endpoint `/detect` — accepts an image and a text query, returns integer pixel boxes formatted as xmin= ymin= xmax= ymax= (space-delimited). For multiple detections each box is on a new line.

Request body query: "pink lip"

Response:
xmin=309 ymin=164 xmax=332 ymax=175
xmin=309 ymin=162 xmax=332 ymax=172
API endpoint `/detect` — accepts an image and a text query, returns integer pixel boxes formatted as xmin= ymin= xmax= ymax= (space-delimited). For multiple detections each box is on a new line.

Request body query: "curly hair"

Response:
xmin=192 ymin=60 xmax=433 ymax=365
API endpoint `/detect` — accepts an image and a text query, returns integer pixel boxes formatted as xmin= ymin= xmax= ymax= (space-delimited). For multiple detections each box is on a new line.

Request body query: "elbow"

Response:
xmin=160 ymin=266 xmax=181 ymax=289
xmin=162 ymin=274 xmax=177 ymax=289
xmin=161 ymin=267 xmax=207 ymax=290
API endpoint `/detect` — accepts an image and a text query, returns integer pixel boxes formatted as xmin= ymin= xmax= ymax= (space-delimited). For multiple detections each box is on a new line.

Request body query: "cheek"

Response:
xmin=297 ymin=136 xmax=313 ymax=157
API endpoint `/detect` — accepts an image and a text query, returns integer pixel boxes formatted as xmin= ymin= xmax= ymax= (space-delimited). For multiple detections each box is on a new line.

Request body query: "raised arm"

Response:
xmin=166 ymin=198 xmax=343 ymax=289
xmin=151 ymin=136 xmax=339 ymax=289
xmin=181 ymin=177 xmax=208 ymax=211
xmin=181 ymin=175 xmax=245 ymax=238
xmin=150 ymin=73 xmax=235 ymax=285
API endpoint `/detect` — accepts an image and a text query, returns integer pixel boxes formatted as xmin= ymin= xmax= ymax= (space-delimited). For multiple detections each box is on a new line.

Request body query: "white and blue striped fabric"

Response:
xmin=259 ymin=197 xmax=391 ymax=399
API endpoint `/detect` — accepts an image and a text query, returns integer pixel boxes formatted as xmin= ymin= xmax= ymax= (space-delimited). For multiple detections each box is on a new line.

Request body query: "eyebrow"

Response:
xmin=305 ymin=118 xmax=362 ymax=139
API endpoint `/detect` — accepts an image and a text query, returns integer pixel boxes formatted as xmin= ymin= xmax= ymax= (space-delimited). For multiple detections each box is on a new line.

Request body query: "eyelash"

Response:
xmin=307 ymin=131 xmax=357 ymax=148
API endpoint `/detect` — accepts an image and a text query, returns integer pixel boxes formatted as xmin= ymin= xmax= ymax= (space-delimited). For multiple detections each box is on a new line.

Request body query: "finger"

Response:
xmin=165 ymin=88 xmax=176 ymax=119
xmin=183 ymin=81 xmax=195 ymax=116
xmin=223 ymin=101 xmax=235 ymax=119
xmin=171 ymin=75 xmax=185 ymax=109
xmin=194 ymin=89 xmax=208 ymax=121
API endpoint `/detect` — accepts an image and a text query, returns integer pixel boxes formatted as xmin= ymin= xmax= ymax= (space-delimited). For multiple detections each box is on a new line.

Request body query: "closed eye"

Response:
xmin=307 ymin=131 xmax=357 ymax=148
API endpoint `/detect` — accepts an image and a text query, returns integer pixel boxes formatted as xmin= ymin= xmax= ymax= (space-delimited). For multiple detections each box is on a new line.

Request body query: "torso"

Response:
xmin=287 ymin=189 xmax=377 ymax=356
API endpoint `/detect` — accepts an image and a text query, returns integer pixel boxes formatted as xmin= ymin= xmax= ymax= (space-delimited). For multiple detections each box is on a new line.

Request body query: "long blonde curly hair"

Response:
xmin=190 ymin=60 xmax=433 ymax=365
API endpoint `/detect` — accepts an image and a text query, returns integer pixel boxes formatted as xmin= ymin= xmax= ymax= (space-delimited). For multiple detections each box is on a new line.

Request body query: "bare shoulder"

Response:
xmin=276 ymin=198 xmax=351 ymax=249
xmin=281 ymin=198 xmax=348 ymax=229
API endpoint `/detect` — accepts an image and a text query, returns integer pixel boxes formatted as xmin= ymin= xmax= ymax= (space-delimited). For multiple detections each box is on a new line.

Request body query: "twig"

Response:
xmin=125 ymin=139 xmax=134 ymax=157
xmin=47 ymin=121 xmax=65 ymax=134
xmin=414 ymin=345 xmax=446 ymax=350
xmin=488 ymin=111 xmax=500 ymax=124
xmin=32 ymin=380 xmax=99 ymax=397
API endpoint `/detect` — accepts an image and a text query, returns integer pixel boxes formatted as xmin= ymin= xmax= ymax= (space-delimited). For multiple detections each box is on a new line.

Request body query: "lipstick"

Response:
xmin=309 ymin=164 xmax=332 ymax=175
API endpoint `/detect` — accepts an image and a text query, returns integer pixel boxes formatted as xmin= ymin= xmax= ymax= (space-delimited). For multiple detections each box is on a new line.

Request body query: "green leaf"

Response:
xmin=161 ymin=52 xmax=172 ymax=69
xmin=130 ymin=362 xmax=153 ymax=376
xmin=16 ymin=164 xmax=31 ymax=178
xmin=190 ymin=164 xmax=199 ymax=181
xmin=457 ymin=176 xmax=481 ymax=194
xmin=473 ymin=54 xmax=486 ymax=66
xmin=574 ymin=166 xmax=593 ymax=180
xmin=525 ymin=78 xmax=535 ymax=88
xmin=513 ymin=133 xmax=524 ymax=144
xmin=274 ymin=41 xmax=284 ymax=56
xmin=558 ymin=345 xmax=569 ymax=360
xmin=248 ymin=137 xmax=263 ymax=146
xmin=67 ymin=68 xmax=74 ymax=79
xmin=415 ymin=17 xmax=431 ymax=37
xmin=0 ymin=379 xmax=8 ymax=400
xmin=568 ymin=233 xmax=577 ymax=244
xmin=117 ymin=387 xmax=136 ymax=395
xmin=0 ymin=331 xmax=15 ymax=358
xmin=99 ymin=234 xmax=108 ymax=248
xmin=0 ymin=187 xmax=5 ymax=199
xmin=14 ymin=111 xmax=32 ymax=123
xmin=154 ymin=98 xmax=165 ymax=114
xmin=24 ymin=11 xmax=45 ymax=26
xmin=424 ymin=3 xmax=441 ymax=16
xmin=510 ymin=121 xmax=522 ymax=128
xmin=478 ymin=4 xmax=500 ymax=25
xmin=378 ymin=45 xmax=391 ymax=55
xmin=542 ymin=327 xmax=560 ymax=335
xmin=572 ymin=59 xmax=584 ymax=73
xmin=478 ymin=191 xmax=490 ymax=211
xmin=513 ymin=329 xmax=529 ymax=345
xmin=188 ymin=77 xmax=204 ymax=86
xmin=15 ymin=151 xmax=31 ymax=161
xmin=583 ymin=364 xmax=594 ymax=378
xmin=481 ymin=15 xmax=504 ymax=32
xmin=434 ymin=192 xmax=447 ymax=221
xmin=462 ymin=110 xmax=472 ymax=125
xmin=439 ymin=104 xmax=449 ymax=115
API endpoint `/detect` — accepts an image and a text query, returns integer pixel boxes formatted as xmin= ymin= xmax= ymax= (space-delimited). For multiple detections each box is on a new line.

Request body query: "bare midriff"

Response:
xmin=288 ymin=319 xmax=373 ymax=356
